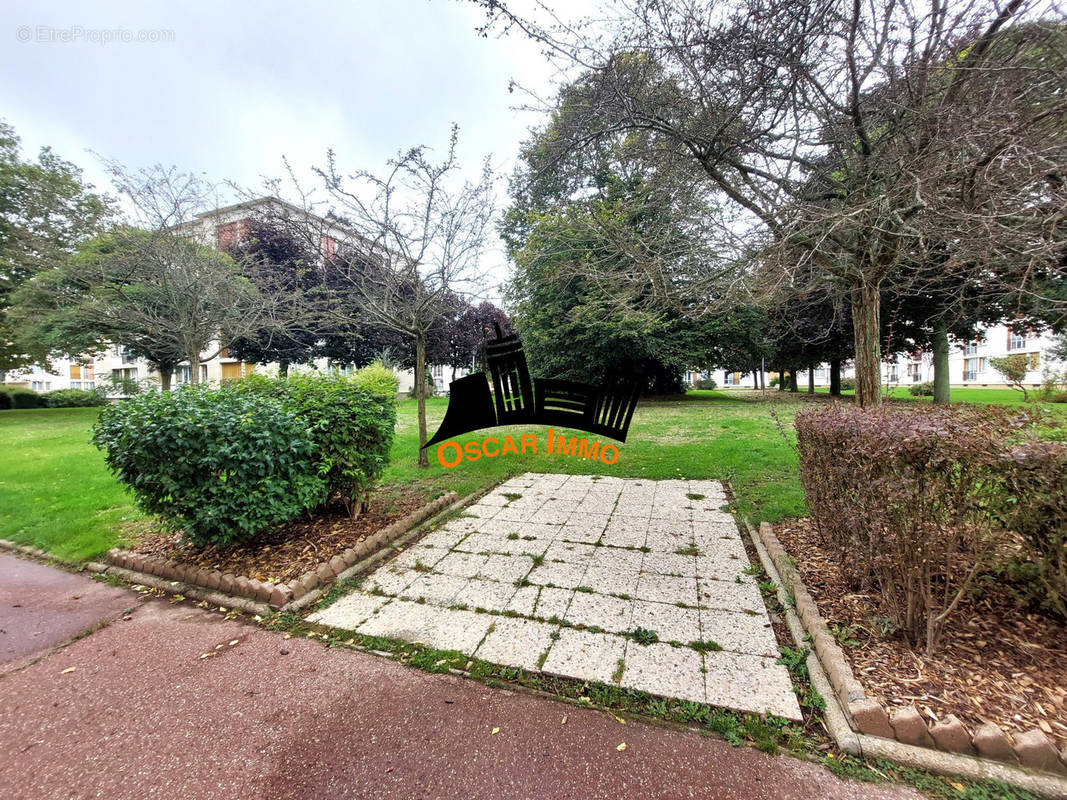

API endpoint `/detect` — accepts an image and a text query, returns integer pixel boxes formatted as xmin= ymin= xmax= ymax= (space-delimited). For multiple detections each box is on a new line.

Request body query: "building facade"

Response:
xmin=2 ymin=198 xmax=464 ymax=397
xmin=706 ymin=323 xmax=1064 ymax=391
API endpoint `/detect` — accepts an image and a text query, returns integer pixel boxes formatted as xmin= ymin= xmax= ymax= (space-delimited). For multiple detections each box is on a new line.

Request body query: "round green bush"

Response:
xmin=908 ymin=381 xmax=935 ymax=397
xmin=839 ymin=377 xmax=856 ymax=391
xmin=92 ymin=386 xmax=327 ymax=546
xmin=694 ymin=377 xmax=718 ymax=390
xmin=235 ymin=372 xmax=397 ymax=515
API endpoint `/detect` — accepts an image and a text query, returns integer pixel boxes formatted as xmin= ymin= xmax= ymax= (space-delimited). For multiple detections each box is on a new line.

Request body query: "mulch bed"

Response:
xmin=776 ymin=518 xmax=1067 ymax=750
xmin=133 ymin=490 xmax=427 ymax=585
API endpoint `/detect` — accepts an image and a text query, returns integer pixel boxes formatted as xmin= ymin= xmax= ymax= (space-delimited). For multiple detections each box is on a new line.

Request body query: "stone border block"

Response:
xmin=848 ymin=698 xmax=894 ymax=739
xmin=1013 ymin=730 xmax=1066 ymax=775
xmin=890 ymin=706 xmax=936 ymax=749
xmin=972 ymin=723 xmax=1018 ymax=764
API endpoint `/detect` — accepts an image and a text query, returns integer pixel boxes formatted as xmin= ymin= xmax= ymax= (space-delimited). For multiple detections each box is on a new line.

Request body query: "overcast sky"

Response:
xmin=4 ymin=0 xmax=583 ymax=297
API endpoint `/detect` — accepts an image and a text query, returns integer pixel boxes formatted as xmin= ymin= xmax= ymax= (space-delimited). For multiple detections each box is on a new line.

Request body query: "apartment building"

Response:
xmin=1 ymin=198 xmax=461 ymax=396
xmin=708 ymin=323 xmax=1064 ymax=390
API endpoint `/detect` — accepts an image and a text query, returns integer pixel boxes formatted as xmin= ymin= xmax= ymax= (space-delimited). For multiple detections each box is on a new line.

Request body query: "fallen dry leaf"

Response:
xmin=614 ymin=715 xmax=626 ymax=725
xmin=616 ymin=743 xmax=627 ymax=751
xmin=561 ymin=715 xmax=567 ymax=725
xmin=228 ymin=639 xmax=239 ymax=647
xmin=491 ymin=727 xmax=500 ymax=735
xmin=60 ymin=667 xmax=76 ymax=675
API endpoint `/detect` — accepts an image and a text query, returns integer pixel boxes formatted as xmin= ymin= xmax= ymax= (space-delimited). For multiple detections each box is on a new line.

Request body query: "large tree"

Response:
xmin=478 ymin=0 xmax=1067 ymax=407
xmin=0 ymin=121 xmax=112 ymax=374
xmin=14 ymin=227 xmax=267 ymax=389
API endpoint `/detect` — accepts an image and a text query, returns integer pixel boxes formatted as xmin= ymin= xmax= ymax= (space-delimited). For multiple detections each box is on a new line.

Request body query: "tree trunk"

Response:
xmin=752 ymin=370 xmax=759 ymax=389
xmin=788 ymin=370 xmax=798 ymax=392
xmin=189 ymin=352 xmax=201 ymax=385
xmin=160 ymin=367 xmax=173 ymax=392
xmin=759 ymin=368 xmax=765 ymax=391
xmin=851 ymin=282 xmax=883 ymax=407
xmin=415 ymin=331 xmax=429 ymax=468
xmin=778 ymin=373 xmax=785 ymax=391
xmin=931 ymin=324 xmax=950 ymax=404
xmin=451 ymin=363 xmax=457 ymax=383
xmin=808 ymin=363 xmax=815 ymax=394
xmin=829 ymin=359 xmax=841 ymax=396
xmin=279 ymin=360 xmax=290 ymax=378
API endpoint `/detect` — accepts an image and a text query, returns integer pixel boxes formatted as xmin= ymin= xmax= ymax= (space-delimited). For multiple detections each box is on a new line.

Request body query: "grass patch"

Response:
xmin=674 ymin=544 xmax=702 ymax=557
xmin=689 ymin=639 xmax=724 ymax=653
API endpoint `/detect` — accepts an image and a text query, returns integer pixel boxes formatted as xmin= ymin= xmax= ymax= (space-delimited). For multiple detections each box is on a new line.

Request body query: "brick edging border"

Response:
xmin=103 ymin=492 xmax=459 ymax=611
xmin=756 ymin=521 xmax=1067 ymax=778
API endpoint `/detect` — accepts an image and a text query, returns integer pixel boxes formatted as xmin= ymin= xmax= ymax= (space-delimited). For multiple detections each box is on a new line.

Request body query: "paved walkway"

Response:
xmin=0 ymin=590 xmax=921 ymax=800
xmin=311 ymin=474 xmax=799 ymax=719
xmin=0 ymin=552 xmax=133 ymax=674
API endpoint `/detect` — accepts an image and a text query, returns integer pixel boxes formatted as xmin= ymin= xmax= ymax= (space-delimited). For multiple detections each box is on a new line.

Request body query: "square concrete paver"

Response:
xmin=478 ymin=554 xmax=532 ymax=584
xmin=307 ymin=592 xmax=388 ymax=629
xmin=703 ymin=650 xmax=801 ymax=720
xmin=540 ymin=628 xmax=626 ymax=684
xmin=398 ymin=573 xmax=468 ymax=606
xmin=451 ymin=578 xmax=516 ymax=612
xmin=620 ymin=641 xmax=705 ymax=704
xmin=533 ymin=587 xmax=573 ymax=620
xmin=355 ymin=601 xmax=493 ymax=655
xmin=310 ymin=474 xmax=796 ymax=720
xmin=564 ymin=592 xmax=634 ymax=633
xmin=474 ymin=617 xmax=559 ymax=670
xmin=697 ymin=577 xmax=766 ymax=614
xmin=630 ymin=599 xmax=700 ymax=644
xmin=700 ymin=607 xmax=780 ymax=658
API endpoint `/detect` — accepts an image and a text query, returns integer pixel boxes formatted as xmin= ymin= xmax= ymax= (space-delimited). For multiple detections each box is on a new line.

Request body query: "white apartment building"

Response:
xmin=2 ymin=198 xmax=463 ymax=397
xmin=706 ymin=323 xmax=1064 ymax=391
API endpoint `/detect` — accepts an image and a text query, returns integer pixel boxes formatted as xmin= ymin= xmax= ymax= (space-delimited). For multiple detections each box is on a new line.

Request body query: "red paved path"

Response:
xmin=0 ymin=557 xmax=922 ymax=799
xmin=0 ymin=553 xmax=133 ymax=673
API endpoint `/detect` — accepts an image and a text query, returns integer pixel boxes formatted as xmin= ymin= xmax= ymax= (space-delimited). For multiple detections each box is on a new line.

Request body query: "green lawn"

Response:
xmin=0 ymin=407 xmax=144 ymax=561
xmin=0 ymin=392 xmax=811 ymax=561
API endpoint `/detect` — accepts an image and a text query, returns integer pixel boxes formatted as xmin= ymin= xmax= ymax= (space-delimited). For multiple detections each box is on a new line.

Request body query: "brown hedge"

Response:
xmin=794 ymin=403 xmax=1029 ymax=654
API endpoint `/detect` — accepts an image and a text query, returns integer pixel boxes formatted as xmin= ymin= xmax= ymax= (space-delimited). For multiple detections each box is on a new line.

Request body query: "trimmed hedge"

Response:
xmin=0 ymin=387 xmax=45 ymax=409
xmin=43 ymin=388 xmax=107 ymax=407
xmin=93 ymin=386 xmax=326 ymax=547
xmin=795 ymin=404 xmax=1026 ymax=653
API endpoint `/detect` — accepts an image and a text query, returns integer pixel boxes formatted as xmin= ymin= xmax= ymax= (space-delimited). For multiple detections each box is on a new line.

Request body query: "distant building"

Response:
xmin=704 ymin=323 xmax=1064 ymax=391
xmin=3 ymin=198 xmax=465 ymax=396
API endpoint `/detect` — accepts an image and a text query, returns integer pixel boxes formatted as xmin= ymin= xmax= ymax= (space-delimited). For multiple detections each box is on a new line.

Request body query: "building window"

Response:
xmin=965 ymin=341 xmax=978 ymax=355
xmin=432 ymin=364 xmax=443 ymax=379
xmin=887 ymin=365 xmax=899 ymax=382
xmin=176 ymin=365 xmax=192 ymax=384
xmin=907 ymin=363 xmax=921 ymax=381
xmin=112 ymin=368 xmax=138 ymax=383
xmin=31 ymin=381 xmax=51 ymax=391
xmin=70 ymin=380 xmax=81 ymax=389
xmin=84 ymin=381 xmax=95 ymax=390
xmin=200 ymin=365 xmax=209 ymax=383
xmin=963 ymin=358 xmax=987 ymax=381
xmin=1008 ymin=332 xmax=1026 ymax=351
